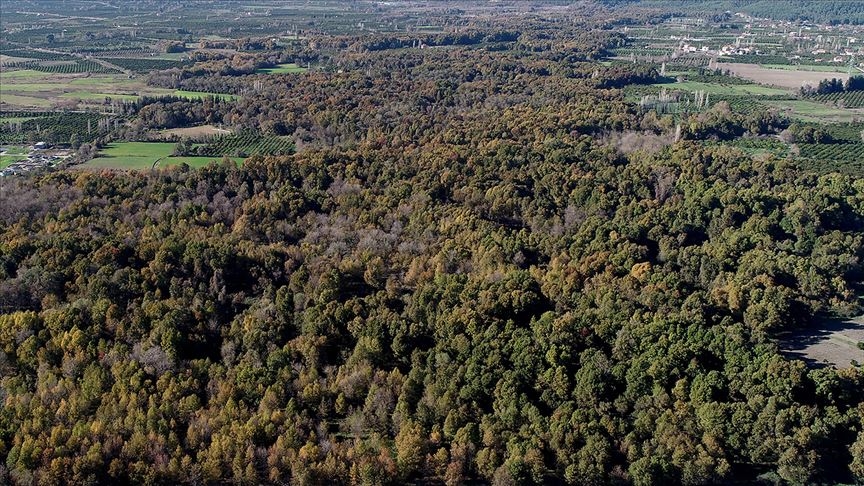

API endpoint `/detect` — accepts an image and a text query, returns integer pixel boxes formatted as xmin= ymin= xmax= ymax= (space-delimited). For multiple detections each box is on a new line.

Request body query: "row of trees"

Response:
xmin=802 ymin=75 xmax=864 ymax=96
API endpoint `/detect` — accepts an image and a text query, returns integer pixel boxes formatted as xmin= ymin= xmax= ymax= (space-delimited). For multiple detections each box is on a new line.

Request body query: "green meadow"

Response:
xmin=83 ymin=142 xmax=242 ymax=170
xmin=653 ymin=80 xmax=789 ymax=96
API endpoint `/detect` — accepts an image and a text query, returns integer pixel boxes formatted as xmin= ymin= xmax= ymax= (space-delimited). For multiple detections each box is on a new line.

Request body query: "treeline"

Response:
xmin=802 ymin=75 xmax=864 ymax=96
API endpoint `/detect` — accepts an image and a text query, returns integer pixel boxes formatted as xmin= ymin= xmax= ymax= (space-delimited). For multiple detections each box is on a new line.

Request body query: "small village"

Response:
xmin=0 ymin=143 xmax=72 ymax=177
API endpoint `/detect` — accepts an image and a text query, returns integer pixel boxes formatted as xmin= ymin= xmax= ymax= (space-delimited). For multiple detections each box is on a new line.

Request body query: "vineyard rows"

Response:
xmin=76 ymin=43 xmax=155 ymax=54
xmin=809 ymin=91 xmax=864 ymax=109
xmin=87 ymin=49 xmax=159 ymax=57
xmin=799 ymin=142 xmax=864 ymax=163
xmin=0 ymin=112 xmax=120 ymax=145
xmin=820 ymin=123 xmax=864 ymax=142
xmin=3 ymin=60 xmax=120 ymax=74
xmin=1 ymin=49 xmax=71 ymax=61
xmin=197 ymin=134 xmax=295 ymax=157
xmin=798 ymin=143 xmax=864 ymax=175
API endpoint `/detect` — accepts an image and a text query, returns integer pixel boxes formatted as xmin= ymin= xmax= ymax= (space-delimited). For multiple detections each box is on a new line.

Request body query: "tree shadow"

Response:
xmin=778 ymin=316 xmax=864 ymax=369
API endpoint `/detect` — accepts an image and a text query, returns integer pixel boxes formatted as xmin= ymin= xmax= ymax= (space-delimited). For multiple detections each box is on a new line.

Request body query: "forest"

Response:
xmin=2 ymin=1 xmax=864 ymax=486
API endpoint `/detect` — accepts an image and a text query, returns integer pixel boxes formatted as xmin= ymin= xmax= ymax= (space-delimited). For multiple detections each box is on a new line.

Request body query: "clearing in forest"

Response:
xmin=256 ymin=63 xmax=308 ymax=74
xmin=780 ymin=315 xmax=864 ymax=368
xmin=81 ymin=142 xmax=242 ymax=170
xmin=159 ymin=125 xmax=233 ymax=139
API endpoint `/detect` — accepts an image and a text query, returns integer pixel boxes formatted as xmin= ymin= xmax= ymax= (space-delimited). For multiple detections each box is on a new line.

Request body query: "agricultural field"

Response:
xmin=769 ymin=99 xmax=864 ymax=123
xmin=710 ymin=137 xmax=791 ymax=158
xmin=636 ymin=65 xmax=864 ymax=123
xmin=797 ymin=142 xmax=864 ymax=174
xmin=0 ymin=111 xmax=116 ymax=144
xmin=0 ymin=153 xmax=27 ymax=170
xmin=196 ymin=133 xmax=295 ymax=157
xmin=81 ymin=142 xmax=243 ymax=170
xmin=721 ymin=63 xmax=850 ymax=90
xmin=809 ymin=91 xmax=864 ymax=109
xmin=256 ymin=63 xmax=308 ymax=74
xmin=102 ymin=57 xmax=193 ymax=73
xmin=653 ymin=79 xmax=789 ymax=96
xmin=159 ymin=125 xmax=233 ymax=139
xmin=3 ymin=59 xmax=120 ymax=74
xmin=759 ymin=63 xmax=853 ymax=72
xmin=0 ymin=70 xmax=236 ymax=110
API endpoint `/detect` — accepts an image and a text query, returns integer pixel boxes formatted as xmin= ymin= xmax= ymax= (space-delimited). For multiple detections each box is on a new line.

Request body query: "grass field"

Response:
xmin=0 ymin=154 xmax=27 ymax=169
xmin=653 ymin=80 xmax=789 ymax=96
xmin=0 ymin=71 xmax=237 ymax=108
xmin=256 ymin=63 xmax=308 ymax=74
xmin=60 ymin=91 xmax=140 ymax=101
xmin=85 ymin=142 xmax=175 ymax=169
xmin=0 ymin=93 xmax=53 ymax=107
xmin=83 ymin=142 xmax=242 ymax=170
xmin=1 ymin=146 xmax=30 ymax=155
xmin=769 ymin=99 xmax=864 ymax=123
xmin=0 ymin=69 xmax=48 ymax=79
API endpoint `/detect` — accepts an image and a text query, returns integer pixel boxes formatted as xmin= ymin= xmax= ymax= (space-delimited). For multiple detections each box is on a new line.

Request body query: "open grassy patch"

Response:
xmin=61 ymin=91 xmax=141 ymax=101
xmin=2 ymin=146 xmax=30 ymax=155
xmin=0 ymin=93 xmax=54 ymax=108
xmin=0 ymin=154 xmax=27 ymax=169
xmin=769 ymin=99 xmax=864 ymax=123
xmin=84 ymin=142 xmax=175 ymax=169
xmin=0 ymin=71 xmax=237 ymax=108
xmin=654 ymin=80 xmax=789 ymax=96
xmin=256 ymin=63 xmax=308 ymax=74
xmin=83 ymin=142 xmax=243 ymax=170
xmin=0 ymin=69 xmax=49 ymax=79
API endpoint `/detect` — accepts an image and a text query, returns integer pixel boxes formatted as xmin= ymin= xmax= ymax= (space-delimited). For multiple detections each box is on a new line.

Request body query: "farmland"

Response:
xmin=0 ymin=70 xmax=236 ymax=110
xmin=721 ymin=62 xmax=850 ymax=90
xmin=159 ymin=125 xmax=233 ymax=139
xmin=81 ymin=142 xmax=243 ymax=170
xmin=809 ymin=91 xmax=864 ymax=109
xmin=195 ymin=133 xmax=295 ymax=157
xmin=652 ymin=79 xmax=789 ymax=96
xmin=256 ymin=63 xmax=308 ymax=74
